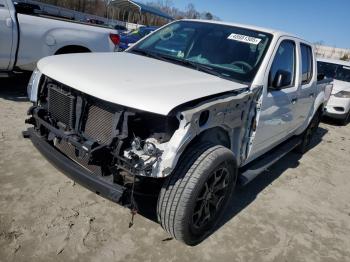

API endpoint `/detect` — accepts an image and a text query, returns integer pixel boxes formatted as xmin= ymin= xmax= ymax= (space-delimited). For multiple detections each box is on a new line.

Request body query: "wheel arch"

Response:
xmin=178 ymin=126 xmax=238 ymax=167
xmin=295 ymin=94 xmax=325 ymax=136
xmin=188 ymin=126 xmax=231 ymax=150
xmin=54 ymin=45 xmax=91 ymax=55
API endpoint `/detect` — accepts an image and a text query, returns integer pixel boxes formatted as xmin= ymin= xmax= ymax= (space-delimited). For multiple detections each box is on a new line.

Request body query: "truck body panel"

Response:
xmin=24 ymin=20 xmax=333 ymax=245
xmin=27 ymin=20 xmax=332 ymax=178
xmin=0 ymin=0 xmax=118 ymax=72
xmin=37 ymin=52 xmax=248 ymax=116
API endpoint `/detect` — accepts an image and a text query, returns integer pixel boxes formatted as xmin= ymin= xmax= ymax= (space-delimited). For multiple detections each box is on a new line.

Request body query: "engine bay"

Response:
xmin=27 ymin=76 xmax=180 ymax=188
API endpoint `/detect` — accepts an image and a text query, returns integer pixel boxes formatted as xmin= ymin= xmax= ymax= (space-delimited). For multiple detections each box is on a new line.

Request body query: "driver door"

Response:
xmin=248 ymin=38 xmax=300 ymax=162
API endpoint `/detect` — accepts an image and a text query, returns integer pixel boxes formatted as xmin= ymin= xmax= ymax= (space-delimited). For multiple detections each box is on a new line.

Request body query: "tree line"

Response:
xmin=35 ymin=0 xmax=107 ymax=16
xmin=35 ymin=0 xmax=219 ymax=21
xmin=146 ymin=0 xmax=219 ymax=20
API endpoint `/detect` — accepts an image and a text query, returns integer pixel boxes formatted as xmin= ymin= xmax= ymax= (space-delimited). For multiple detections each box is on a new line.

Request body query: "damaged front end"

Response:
xmin=25 ymin=75 xmax=260 ymax=204
xmin=25 ymin=76 xmax=179 ymax=202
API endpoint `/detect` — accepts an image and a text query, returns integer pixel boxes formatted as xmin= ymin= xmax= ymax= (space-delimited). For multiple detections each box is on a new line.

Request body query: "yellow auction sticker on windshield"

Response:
xmin=227 ymin=33 xmax=261 ymax=45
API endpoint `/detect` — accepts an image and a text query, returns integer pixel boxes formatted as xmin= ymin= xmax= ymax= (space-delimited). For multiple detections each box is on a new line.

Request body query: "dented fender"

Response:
xmin=149 ymin=87 xmax=263 ymax=178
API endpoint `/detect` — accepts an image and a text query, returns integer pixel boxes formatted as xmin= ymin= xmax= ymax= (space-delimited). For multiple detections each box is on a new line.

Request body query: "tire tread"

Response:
xmin=157 ymin=143 xmax=233 ymax=244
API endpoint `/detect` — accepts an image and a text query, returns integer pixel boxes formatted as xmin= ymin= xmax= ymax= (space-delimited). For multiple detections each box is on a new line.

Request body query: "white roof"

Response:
xmin=317 ymin=57 xmax=350 ymax=66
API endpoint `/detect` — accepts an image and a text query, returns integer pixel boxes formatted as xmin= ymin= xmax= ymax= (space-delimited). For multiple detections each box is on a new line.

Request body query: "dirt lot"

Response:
xmin=1 ymin=76 xmax=350 ymax=262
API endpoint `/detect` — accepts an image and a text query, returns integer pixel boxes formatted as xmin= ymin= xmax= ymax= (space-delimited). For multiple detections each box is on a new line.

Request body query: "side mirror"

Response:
xmin=271 ymin=70 xmax=292 ymax=89
xmin=317 ymin=73 xmax=325 ymax=81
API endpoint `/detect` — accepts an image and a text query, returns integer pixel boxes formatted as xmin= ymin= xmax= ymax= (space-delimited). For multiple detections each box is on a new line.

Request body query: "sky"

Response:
xmin=149 ymin=0 xmax=350 ymax=49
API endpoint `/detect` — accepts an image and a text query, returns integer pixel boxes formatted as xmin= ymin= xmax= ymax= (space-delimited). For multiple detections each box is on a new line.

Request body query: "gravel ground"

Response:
xmin=1 ymin=76 xmax=350 ymax=262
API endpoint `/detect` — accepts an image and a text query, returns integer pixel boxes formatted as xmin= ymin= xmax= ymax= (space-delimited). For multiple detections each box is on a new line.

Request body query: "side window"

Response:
xmin=301 ymin=44 xmax=313 ymax=84
xmin=269 ymin=40 xmax=296 ymax=89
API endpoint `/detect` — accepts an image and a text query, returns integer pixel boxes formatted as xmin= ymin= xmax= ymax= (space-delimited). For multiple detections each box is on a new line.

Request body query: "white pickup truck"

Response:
xmin=25 ymin=20 xmax=332 ymax=245
xmin=0 ymin=0 xmax=119 ymax=75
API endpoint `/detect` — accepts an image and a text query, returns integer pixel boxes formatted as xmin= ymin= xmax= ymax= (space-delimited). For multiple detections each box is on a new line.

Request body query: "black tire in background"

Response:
xmin=157 ymin=143 xmax=237 ymax=246
xmin=340 ymin=110 xmax=350 ymax=126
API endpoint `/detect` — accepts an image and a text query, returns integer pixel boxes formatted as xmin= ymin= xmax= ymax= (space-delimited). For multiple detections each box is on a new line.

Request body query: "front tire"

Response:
xmin=157 ymin=143 xmax=237 ymax=246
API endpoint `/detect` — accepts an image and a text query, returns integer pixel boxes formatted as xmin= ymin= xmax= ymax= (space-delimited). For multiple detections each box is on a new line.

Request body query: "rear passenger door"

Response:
xmin=294 ymin=43 xmax=316 ymax=128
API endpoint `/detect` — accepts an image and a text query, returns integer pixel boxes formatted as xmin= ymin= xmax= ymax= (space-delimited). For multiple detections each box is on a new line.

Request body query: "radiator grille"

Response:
xmin=47 ymin=85 xmax=76 ymax=129
xmin=55 ymin=140 xmax=102 ymax=176
xmin=84 ymin=103 xmax=115 ymax=145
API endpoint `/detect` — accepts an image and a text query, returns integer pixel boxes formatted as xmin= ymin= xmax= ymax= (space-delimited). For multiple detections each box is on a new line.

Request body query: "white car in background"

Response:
xmin=317 ymin=58 xmax=350 ymax=124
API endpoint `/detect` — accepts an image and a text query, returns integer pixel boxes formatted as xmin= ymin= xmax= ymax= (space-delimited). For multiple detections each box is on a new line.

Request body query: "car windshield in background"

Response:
xmin=318 ymin=61 xmax=350 ymax=83
xmin=129 ymin=21 xmax=273 ymax=83
xmin=130 ymin=27 xmax=156 ymax=37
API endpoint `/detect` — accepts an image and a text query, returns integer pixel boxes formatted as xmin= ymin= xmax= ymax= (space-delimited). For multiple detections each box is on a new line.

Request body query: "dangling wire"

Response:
xmin=128 ymin=171 xmax=138 ymax=228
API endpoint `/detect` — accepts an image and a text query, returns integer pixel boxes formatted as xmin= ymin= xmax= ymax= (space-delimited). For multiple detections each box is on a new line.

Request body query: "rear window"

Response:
xmin=300 ymin=44 xmax=313 ymax=84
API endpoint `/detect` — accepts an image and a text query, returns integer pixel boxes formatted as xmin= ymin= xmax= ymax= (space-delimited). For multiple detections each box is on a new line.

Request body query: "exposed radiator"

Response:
xmin=55 ymin=139 xmax=102 ymax=176
xmin=84 ymin=103 xmax=115 ymax=145
xmin=47 ymin=84 xmax=76 ymax=129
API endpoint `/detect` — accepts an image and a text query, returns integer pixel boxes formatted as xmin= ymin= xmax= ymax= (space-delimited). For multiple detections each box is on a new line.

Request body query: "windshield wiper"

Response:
xmin=183 ymin=60 xmax=228 ymax=79
xmin=148 ymin=54 xmax=232 ymax=80
xmin=130 ymin=49 xmax=169 ymax=62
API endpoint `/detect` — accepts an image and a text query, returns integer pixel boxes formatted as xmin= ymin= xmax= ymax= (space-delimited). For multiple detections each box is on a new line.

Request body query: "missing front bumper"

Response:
xmin=25 ymin=127 xmax=127 ymax=204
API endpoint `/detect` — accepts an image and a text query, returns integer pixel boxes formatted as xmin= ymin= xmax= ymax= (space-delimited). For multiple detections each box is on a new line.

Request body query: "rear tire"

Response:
xmin=157 ymin=143 xmax=237 ymax=246
xmin=295 ymin=110 xmax=321 ymax=154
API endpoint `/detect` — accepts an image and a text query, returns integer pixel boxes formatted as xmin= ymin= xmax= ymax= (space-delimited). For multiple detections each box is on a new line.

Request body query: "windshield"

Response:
xmin=317 ymin=61 xmax=350 ymax=83
xmin=129 ymin=21 xmax=273 ymax=83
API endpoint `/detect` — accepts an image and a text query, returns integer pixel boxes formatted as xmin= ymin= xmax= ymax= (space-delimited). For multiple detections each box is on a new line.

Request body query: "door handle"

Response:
xmin=291 ymin=98 xmax=298 ymax=104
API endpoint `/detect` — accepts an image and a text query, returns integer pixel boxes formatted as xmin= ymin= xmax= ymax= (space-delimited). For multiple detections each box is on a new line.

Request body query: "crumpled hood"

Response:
xmin=331 ymin=79 xmax=350 ymax=94
xmin=37 ymin=52 xmax=247 ymax=115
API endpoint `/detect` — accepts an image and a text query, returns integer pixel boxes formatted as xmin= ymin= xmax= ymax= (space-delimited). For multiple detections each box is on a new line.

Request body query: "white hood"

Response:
xmin=38 ymin=52 xmax=247 ymax=115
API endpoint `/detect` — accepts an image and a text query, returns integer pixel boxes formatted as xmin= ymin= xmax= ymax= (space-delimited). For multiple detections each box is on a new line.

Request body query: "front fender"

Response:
xmin=153 ymin=90 xmax=254 ymax=178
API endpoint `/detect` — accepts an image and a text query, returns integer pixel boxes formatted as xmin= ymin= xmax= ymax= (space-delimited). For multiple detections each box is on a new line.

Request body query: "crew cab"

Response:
xmin=24 ymin=20 xmax=332 ymax=245
xmin=317 ymin=58 xmax=350 ymax=124
xmin=0 ymin=0 xmax=119 ymax=75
